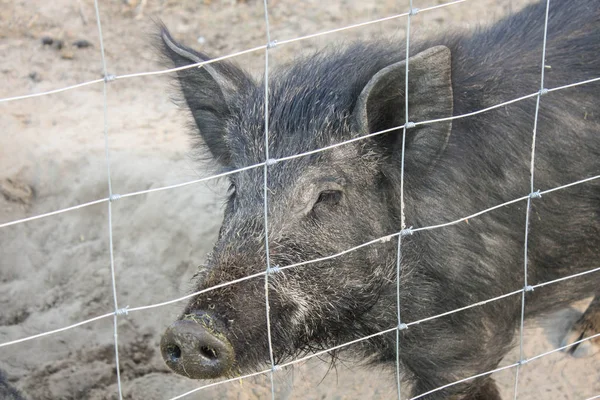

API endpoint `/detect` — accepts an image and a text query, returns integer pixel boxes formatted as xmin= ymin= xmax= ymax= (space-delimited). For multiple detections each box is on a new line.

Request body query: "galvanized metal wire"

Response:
xmin=0 ymin=1 xmax=598 ymax=399
xmin=92 ymin=0 xmax=123 ymax=398
xmin=395 ymin=1 xmax=416 ymax=398
xmin=513 ymin=1 xmax=552 ymax=398
xmin=261 ymin=1 xmax=278 ymax=399
xmin=3 ymin=77 xmax=599 ymax=230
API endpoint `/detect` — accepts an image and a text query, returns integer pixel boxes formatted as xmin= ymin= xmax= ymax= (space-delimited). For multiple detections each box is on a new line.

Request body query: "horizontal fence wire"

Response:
xmin=0 ymin=0 xmax=467 ymax=104
xmin=1 ymin=173 xmax=598 ymax=350
xmin=1 ymin=76 xmax=599 ymax=230
xmin=413 ymin=330 xmax=600 ymax=400
xmin=167 ymin=316 xmax=600 ymax=400
xmin=0 ymin=312 xmax=115 ymax=348
xmin=1 ymin=0 xmax=598 ymax=398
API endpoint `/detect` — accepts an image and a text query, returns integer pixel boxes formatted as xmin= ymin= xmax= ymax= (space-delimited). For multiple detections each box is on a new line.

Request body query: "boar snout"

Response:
xmin=160 ymin=312 xmax=235 ymax=379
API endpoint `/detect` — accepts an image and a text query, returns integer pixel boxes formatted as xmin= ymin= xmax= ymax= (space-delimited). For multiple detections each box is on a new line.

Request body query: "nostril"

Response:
xmin=166 ymin=344 xmax=182 ymax=362
xmin=199 ymin=345 xmax=218 ymax=361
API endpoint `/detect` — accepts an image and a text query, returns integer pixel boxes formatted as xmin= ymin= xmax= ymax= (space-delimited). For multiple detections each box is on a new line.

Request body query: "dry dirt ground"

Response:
xmin=1 ymin=0 xmax=599 ymax=399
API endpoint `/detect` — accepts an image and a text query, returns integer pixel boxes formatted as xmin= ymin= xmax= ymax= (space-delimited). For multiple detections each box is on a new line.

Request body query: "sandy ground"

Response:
xmin=0 ymin=0 xmax=599 ymax=399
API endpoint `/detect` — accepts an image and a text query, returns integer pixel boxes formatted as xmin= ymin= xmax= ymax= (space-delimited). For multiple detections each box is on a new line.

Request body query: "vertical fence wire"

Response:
xmin=262 ymin=0 xmax=277 ymax=399
xmin=92 ymin=1 xmax=124 ymax=399
xmin=395 ymin=1 xmax=415 ymax=398
xmin=513 ymin=1 xmax=551 ymax=398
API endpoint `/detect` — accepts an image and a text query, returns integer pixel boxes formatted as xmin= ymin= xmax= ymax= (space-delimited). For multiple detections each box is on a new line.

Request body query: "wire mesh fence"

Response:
xmin=0 ymin=0 xmax=599 ymax=399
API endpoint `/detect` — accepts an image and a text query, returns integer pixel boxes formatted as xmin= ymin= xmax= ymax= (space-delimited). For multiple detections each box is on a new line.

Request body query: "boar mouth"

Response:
xmin=160 ymin=312 xmax=236 ymax=379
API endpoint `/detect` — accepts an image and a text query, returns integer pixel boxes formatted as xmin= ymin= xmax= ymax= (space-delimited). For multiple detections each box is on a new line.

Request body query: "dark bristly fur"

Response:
xmin=159 ymin=1 xmax=599 ymax=398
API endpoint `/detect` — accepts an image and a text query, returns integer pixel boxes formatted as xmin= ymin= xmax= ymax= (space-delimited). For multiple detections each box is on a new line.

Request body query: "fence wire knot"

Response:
xmin=529 ymin=190 xmax=541 ymax=199
xmin=398 ymin=322 xmax=408 ymax=331
xmin=104 ymin=74 xmax=116 ymax=83
xmin=267 ymin=264 xmax=281 ymax=275
xmin=267 ymin=40 xmax=278 ymax=49
xmin=109 ymin=193 xmax=122 ymax=202
xmin=115 ymin=306 xmax=129 ymax=316
xmin=517 ymin=358 xmax=528 ymax=366
xmin=405 ymin=121 xmax=416 ymax=129
xmin=271 ymin=364 xmax=281 ymax=372
xmin=265 ymin=158 xmax=278 ymax=166
xmin=539 ymin=88 xmax=549 ymax=96
xmin=524 ymin=285 xmax=534 ymax=292
xmin=408 ymin=7 xmax=420 ymax=16
xmin=401 ymin=226 xmax=414 ymax=236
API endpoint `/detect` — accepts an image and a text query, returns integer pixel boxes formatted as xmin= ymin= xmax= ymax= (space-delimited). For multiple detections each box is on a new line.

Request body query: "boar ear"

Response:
xmin=160 ymin=27 xmax=252 ymax=165
xmin=353 ymin=46 xmax=453 ymax=169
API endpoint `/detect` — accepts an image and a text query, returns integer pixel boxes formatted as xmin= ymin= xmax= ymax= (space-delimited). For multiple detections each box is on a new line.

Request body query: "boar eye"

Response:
xmin=314 ymin=190 xmax=342 ymax=207
xmin=227 ymin=182 xmax=236 ymax=195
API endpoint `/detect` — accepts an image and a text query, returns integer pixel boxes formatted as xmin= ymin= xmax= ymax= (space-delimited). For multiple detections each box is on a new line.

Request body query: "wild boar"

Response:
xmin=159 ymin=0 xmax=600 ymax=398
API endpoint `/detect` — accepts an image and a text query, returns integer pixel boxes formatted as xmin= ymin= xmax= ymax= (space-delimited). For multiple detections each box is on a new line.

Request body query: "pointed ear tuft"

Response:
xmin=159 ymin=25 xmax=253 ymax=165
xmin=353 ymin=46 xmax=453 ymax=171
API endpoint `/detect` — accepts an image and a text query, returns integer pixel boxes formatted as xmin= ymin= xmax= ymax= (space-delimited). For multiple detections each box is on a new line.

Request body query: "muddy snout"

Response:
xmin=160 ymin=313 xmax=235 ymax=379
